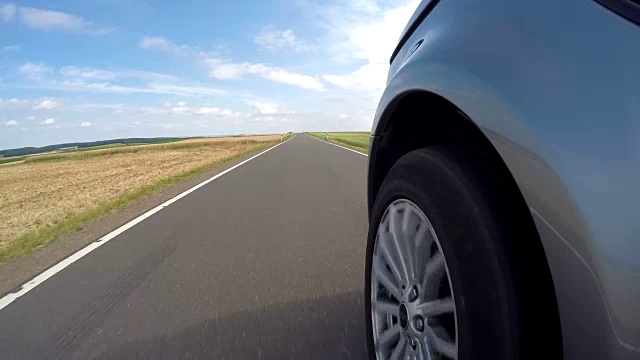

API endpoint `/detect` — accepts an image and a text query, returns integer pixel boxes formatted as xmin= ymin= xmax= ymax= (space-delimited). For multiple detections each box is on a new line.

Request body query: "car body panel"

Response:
xmin=370 ymin=0 xmax=640 ymax=358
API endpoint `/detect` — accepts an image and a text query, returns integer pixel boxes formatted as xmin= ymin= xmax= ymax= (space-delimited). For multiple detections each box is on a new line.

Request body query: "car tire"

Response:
xmin=365 ymin=146 xmax=560 ymax=359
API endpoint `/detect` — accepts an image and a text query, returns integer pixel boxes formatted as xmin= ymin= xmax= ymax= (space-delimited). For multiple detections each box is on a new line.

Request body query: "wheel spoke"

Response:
xmin=428 ymin=326 xmax=457 ymax=359
xmin=373 ymin=299 xmax=398 ymax=316
xmin=375 ymin=324 xmax=401 ymax=352
xmin=412 ymin=223 xmax=431 ymax=286
xmin=416 ymin=338 xmax=432 ymax=360
xmin=390 ymin=335 xmax=407 ymax=360
xmin=389 ymin=204 xmax=411 ymax=283
xmin=379 ymin=228 xmax=406 ymax=285
xmin=417 ymin=297 xmax=455 ymax=317
xmin=374 ymin=255 xmax=402 ymax=300
xmin=421 ymin=252 xmax=445 ymax=299
xmin=400 ymin=205 xmax=418 ymax=282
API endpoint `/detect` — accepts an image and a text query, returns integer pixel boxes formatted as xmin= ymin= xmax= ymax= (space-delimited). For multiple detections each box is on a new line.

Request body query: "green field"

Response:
xmin=0 ymin=156 xmax=26 ymax=165
xmin=62 ymin=138 xmax=186 ymax=154
xmin=307 ymin=132 xmax=370 ymax=153
xmin=62 ymin=143 xmax=127 ymax=152
xmin=0 ymin=139 xmax=189 ymax=166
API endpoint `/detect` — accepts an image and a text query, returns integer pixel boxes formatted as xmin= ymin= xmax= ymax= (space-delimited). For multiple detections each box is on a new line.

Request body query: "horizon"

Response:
xmin=0 ymin=130 xmax=369 ymax=152
xmin=0 ymin=0 xmax=418 ymax=149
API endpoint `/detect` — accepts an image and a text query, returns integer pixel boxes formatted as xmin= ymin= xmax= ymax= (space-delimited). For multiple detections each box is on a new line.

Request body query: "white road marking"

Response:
xmin=307 ymin=134 xmax=369 ymax=156
xmin=0 ymin=135 xmax=296 ymax=312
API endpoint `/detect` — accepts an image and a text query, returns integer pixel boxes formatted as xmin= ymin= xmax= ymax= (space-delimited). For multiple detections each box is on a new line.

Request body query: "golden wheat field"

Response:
xmin=0 ymin=135 xmax=283 ymax=259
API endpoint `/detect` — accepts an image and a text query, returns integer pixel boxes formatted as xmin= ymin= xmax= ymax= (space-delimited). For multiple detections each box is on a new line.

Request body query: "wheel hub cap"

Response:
xmin=398 ymin=303 xmax=409 ymax=330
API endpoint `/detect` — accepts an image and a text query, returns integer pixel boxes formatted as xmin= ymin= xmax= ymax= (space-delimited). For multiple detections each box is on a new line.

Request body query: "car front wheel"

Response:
xmin=365 ymin=146 xmax=559 ymax=359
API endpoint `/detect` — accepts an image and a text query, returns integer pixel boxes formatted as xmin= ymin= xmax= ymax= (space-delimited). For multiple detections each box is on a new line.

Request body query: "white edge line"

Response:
xmin=306 ymin=133 xmax=368 ymax=156
xmin=0 ymin=134 xmax=296 ymax=312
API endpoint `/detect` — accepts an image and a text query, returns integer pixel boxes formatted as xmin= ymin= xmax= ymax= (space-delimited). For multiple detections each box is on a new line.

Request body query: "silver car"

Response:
xmin=365 ymin=0 xmax=640 ymax=359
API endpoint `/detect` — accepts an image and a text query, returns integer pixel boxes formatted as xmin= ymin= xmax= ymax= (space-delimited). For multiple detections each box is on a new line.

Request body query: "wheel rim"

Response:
xmin=371 ymin=199 xmax=458 ymax=360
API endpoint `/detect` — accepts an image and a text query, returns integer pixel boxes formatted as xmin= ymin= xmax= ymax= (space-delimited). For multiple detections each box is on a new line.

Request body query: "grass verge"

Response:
xmin=0 ymin=156 xmax=26 ymax=165
xmin=0 ymin=138 xmax=286 ymax=263
xmin=307 ymin=132 xmax=369 ymax=154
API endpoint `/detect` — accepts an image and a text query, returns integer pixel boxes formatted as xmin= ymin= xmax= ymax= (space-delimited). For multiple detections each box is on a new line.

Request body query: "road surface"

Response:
xmin=0 ymin=135 xmax=369 ymax=359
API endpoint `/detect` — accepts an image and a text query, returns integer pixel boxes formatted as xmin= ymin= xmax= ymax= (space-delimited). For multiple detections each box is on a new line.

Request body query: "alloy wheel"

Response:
xmin=371 ymin=199 xmax=458 ymax=359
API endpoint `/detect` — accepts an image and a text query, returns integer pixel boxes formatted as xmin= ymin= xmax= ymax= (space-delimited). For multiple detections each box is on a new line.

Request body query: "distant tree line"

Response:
xmin=0 ymin=137 xmax=183 ymax=157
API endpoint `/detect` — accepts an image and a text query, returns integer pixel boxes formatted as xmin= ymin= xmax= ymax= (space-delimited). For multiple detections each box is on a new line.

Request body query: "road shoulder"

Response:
xmin=305 ymin=133 xmax=368 ymax=155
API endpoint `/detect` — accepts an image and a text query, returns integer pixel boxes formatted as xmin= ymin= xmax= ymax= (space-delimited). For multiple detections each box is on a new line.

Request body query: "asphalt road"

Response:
xmin=0 ymin=135 xmax=369 ymax=359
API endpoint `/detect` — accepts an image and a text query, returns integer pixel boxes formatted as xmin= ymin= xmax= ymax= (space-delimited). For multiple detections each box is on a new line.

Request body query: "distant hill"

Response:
xmin=0 ymin=137 xmax=184 ymax=158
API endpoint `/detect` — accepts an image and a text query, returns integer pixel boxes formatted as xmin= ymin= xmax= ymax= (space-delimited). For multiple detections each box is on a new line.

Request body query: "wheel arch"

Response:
xmin=368 ymin=89 xmax=563 ymax=354
xmin=369 ymin=90 xmax=500 ymax=213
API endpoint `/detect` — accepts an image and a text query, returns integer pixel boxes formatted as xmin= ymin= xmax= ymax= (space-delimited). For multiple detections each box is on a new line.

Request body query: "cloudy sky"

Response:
xmin=0 ymin=0 xmax=418 ymax=149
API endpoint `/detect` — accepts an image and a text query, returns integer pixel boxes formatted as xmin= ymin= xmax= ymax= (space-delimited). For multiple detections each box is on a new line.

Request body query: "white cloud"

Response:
xmin=41 ymin=118 xmax=55 ymax=125
xmin=9 ymin=5 xmax=113 ymax=34
xmin=59 ymin=66 xmax=178 ymax=82
xmin=194 ymin=107 xmax=215 ymax=115
xmin=322 ymin=75 xmax=353 ymax=89
xmin=254 ymin=65 xmax=325 ymax=91
xmin=0 ymin=98 xmax=28 ymax=108
xmin=339 ymin=114 xmax=349 ymax=118
xmin=0 ymin=3 xmax=16 ymax=22
xmin=350 ymin=2 xmax=417 ymax=61
xmin=205 ymin=58 xmax=325 ymax=91
xmin=19 ymin=62 xmax=51 ymax=79
xmin=5 ymin=119 xmax=18 ymax=126
xmin=117 ymin=69 xmax=178 ymax=82
xmin=79 ymin=121 xmax=92 ymax=127
xmin=254 ymin=27 xmax=309 ymax=53
xmin=59 ymin=66 xmax=178 ymax=81
xmin=253 ymin=116 xmax=274 ymax=122
xmin=311 ymin=0 xmax=419 ymax=115
xmin=339 ymin=1 xmax=418 ymax=92
xmin=140 ymin=36 xmax=325 ymax=91
xmin=35 ymin=99 xmax=61 ymax=109
xmin=352 ymin=0 xmax=381 ymax=13
xmin=60 ymin=66 xmax=115 ymax=80
xmin=139 ymin=36 xmax=172 ymax=50
xmin=146 ymin=83 xmax=226 ymax=97
xmin=25 ymin=115 xmax=35 ymax=120
xmin=254 ymin=102 xmax=279 ymax=115
xmin=24 ymin=78 xmax=225 ymax=97
xmin=348 ymin=62 xmax=388 ymax=94
xmin=169 ymin=104 xmax=188 ymax=114
xmin=1 ymin=44 xmax=21 ymax=51
xmin=18 ymin=62 xmax=195 ymax=97
xmin=19 ymin=7 xmax=86 ymax=31
xmin=134 ymin=102 xmax=240 ymax=118
xmin=205 ymin=60 xmax=247 ymax=80
xmin=249 ymin=115 xmax=296 ymax=124
xmin=139 ymin=36 xmax=191 ymax=55
xmin=0 ymin=98 xmax=65 ymax=110
xmin=194 ymin=107 xmax=237 ymax=116
xmin=69 ymin=103 xmax=128 ymax=112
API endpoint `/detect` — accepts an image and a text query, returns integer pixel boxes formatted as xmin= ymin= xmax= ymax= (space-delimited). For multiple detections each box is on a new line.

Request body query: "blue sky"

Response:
xmin=0 ymin=0 xmax=419 ymax=149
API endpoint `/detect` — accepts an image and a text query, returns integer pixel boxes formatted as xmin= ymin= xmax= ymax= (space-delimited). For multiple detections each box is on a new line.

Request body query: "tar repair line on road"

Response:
xmin=0 ymin=135 xmax=297 ymax=312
